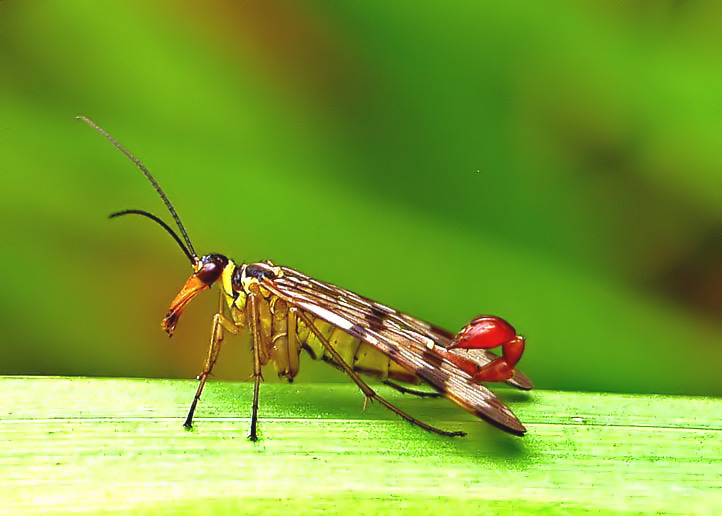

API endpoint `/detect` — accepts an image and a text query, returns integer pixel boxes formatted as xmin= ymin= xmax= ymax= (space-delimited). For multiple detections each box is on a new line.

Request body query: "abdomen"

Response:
xmin=296 ymin=312 xmax=420 ymax=384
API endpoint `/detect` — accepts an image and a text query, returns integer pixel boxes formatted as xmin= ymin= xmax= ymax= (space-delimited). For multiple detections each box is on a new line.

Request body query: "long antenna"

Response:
xmin=76 ymin=116 xmax=198 ymax=261
xmin=110 ymin=209 xmax=196 ymax=265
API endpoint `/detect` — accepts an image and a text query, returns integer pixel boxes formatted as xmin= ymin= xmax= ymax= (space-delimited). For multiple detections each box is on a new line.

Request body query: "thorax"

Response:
xmin=220 ymin=260 xmax=283 ymax=326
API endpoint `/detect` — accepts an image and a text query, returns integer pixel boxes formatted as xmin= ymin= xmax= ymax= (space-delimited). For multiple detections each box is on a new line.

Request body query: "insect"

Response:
xmin=77 ymin=116 xmax=533 ymax=440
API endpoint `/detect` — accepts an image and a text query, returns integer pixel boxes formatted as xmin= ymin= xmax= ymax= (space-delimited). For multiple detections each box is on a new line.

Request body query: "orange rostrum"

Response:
xmin=161 ymin=273 xmax=208 ymax=336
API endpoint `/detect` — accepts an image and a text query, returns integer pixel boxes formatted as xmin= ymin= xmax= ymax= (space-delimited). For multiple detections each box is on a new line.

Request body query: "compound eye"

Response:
xmin=196 ymin=254 xmax=227 ymax=284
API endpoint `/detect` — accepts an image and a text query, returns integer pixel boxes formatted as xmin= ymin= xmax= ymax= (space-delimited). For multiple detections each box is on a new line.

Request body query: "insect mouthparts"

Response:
xmin=162 ymin=312 xmax=178 ymax=336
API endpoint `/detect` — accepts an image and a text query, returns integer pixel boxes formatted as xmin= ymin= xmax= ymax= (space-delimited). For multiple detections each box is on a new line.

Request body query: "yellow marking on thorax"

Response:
xmin=221 ymin=262 xmax=234 ymax=298
xmin=220 ymin=261 xmax=247 ymax=327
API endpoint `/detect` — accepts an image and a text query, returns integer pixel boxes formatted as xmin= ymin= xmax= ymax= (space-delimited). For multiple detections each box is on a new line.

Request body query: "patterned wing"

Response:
xmin=261 ymin=265 xmax=528 ymax=436
xmin=267 ymin=265 xmax=532 ymax=389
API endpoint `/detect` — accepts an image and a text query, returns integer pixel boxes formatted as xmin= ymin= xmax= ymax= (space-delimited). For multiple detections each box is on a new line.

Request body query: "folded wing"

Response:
xmin=262 ymin=266 xmax=527 ymax=435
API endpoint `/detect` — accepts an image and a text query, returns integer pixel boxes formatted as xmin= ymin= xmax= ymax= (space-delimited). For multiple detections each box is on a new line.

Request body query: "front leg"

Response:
xmin=184 ymin=297 xmax=239 ymax=428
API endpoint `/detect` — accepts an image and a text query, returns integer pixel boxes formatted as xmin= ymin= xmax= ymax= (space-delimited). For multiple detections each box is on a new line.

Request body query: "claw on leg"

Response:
xmin=449 ymin=316 xmax=526 ymax=383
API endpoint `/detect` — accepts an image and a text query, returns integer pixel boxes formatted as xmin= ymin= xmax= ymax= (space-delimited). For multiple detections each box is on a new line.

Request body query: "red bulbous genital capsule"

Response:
xmin=449 ymin=316 xmax=517 ymax=350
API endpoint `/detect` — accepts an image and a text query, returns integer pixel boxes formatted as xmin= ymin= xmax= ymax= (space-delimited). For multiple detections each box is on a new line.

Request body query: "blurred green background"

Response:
xmin=1 ymin=1 xmax=720 ymax=396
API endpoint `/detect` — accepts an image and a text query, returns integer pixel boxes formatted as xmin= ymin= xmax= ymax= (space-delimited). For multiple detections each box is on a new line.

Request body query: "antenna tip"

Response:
xmin=75 ymin=115 xmax=95 ymax=127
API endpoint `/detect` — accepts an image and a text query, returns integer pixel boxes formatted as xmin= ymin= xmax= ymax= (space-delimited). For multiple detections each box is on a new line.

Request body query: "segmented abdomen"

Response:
xmin=296 ymin=312 xmax=419 ymax=384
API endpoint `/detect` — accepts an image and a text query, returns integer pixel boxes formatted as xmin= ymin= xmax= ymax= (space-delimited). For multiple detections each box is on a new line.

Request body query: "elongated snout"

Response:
xmin=161 ymin=275 xmax=209 ymax=336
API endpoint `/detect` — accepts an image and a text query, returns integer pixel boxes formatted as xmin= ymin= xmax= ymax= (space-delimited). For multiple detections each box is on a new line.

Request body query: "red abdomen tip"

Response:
xmin=450 ymin=316 xmax=517 ymax=350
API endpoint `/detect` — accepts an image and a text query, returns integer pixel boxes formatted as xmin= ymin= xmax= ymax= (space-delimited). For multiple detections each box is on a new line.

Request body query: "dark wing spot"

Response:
xmin=367 ymin=305 xmax=387 ymax=333
xmin=421 ymin=348 xmax=445 ymax=368
xmin=349 ymin=323 xmax=367 ymax=340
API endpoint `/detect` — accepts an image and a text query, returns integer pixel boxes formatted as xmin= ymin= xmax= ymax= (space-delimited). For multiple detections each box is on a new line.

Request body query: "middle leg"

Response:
xmin=246 ymin=291 xmax=265 ymax=441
